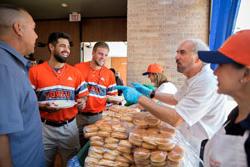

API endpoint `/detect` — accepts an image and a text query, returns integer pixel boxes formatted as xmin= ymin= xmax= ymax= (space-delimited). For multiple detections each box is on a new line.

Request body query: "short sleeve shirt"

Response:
xmin=0 ymin=41 xmax=44 ymax=167
xmin=75 ymin=62 xmax=117 ymax=112
xmin=174 ymin=65 xmax=227 ymax=150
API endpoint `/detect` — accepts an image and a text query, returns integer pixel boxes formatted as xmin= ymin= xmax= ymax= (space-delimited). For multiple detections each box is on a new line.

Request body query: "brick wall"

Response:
xmin=127 ymin=0 xmax=209 ymax=88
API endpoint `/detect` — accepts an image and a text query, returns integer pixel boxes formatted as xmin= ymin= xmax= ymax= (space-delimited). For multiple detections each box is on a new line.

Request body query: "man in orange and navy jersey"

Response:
xmin=29 ymin=32 xmax=88 ymax=166
xmin=75 ymin=42 xmax=117 ymax=146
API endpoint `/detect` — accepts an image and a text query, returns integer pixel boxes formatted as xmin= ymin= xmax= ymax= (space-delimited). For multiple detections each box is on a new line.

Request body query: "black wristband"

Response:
xmin=150 ymin=90 xmax=156 ymax=98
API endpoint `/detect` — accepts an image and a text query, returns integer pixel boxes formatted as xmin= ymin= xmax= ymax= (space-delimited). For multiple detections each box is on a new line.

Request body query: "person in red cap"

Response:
xmin=198 ymin=30 xmax=250 ymax=167
xmin=141 ymin=63 xmax=177 ymax=106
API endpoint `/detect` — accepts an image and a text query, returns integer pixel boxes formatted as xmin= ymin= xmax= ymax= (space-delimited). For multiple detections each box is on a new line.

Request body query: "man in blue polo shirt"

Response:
xmin=0 ymin=4 xmax=44 ymax=167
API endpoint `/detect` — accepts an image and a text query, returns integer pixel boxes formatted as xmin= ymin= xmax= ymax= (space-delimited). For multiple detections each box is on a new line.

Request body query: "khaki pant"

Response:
xmin=42 ymin=119 xmax=79 ymax=167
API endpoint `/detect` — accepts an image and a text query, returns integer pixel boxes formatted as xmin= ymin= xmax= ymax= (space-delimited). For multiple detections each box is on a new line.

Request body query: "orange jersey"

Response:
xmin=29 ymin=62 xmax=88 ymax=121
xmin=75 ymin=62 xmax=117 ymax=113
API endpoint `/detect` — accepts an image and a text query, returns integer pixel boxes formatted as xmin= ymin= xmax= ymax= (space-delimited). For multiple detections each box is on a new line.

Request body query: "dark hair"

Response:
xmin=48 ymin=32 xmax=72 ymax=46
xmin=93 ymin=42 xmax=109 ymax=52
xmin=110 ymin=68 xmax=116 ymax=74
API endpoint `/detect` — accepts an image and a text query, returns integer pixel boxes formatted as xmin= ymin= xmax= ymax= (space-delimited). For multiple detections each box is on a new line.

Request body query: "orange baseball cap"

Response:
xmin=142 ymin=63 xmax=163 ymax=75
xmin=198 ymin=30 xmax=250 ymax=67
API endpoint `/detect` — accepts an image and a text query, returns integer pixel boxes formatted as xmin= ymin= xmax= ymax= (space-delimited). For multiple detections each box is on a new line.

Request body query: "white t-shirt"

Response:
xmin=157 ymin=82 xmax=177 ymax=94
xmin=156 ymin=82 xmax=177 ymax=107
xmin=174 ymin=64 xmax=228 ymax=152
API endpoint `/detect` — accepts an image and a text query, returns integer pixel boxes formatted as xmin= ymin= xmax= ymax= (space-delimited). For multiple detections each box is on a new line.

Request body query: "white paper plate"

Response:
xmin=107 ymin=95 xmax=124 ymax=102
xmin=39 ymin=100 xmax=77 ymax=109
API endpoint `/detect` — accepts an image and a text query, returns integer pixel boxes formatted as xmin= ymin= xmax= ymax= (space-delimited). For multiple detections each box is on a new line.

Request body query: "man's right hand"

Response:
xmin=131 ymin=82 xmax=152 ymax=97
xmin=116 ymin=86 xmax=143 ymax=104
xmin=39 ymin=102 xmax=60 ymax=113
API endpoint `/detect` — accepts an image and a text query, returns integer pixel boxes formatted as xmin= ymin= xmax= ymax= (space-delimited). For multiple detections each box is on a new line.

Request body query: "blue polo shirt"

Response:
xmin=0 ymin=41 xmax=44 ymax=167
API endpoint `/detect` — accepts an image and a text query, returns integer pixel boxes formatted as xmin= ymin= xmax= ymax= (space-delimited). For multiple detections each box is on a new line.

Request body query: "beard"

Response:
xmin=54 ymin=54 xmax=67 ymax=63
xmin=94 ymin=59 xmax=104 ymax=67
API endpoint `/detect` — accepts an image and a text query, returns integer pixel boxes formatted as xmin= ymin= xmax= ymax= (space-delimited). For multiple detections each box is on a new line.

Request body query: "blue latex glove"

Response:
xmin=116 ymin=86 xmax=143 ymax=104
xmin=131 ymin=82 xmax=152 ymax=97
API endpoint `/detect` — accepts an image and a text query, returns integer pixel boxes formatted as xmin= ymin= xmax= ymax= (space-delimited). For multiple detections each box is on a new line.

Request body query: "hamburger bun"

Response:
xmin=104 ymin=143 xmax=118 ymax=150
xmin=84 ymin=132 xmax=98 ymax=138
xmin=98 ymin=159 xmax=116 ymax=166
xmin=145 ymin=114 xmax=161 ymax=127
xmin=151 ymin=161 xmax=166 ymax=166
xmin=90 ymin=140 xmax=104 ymax=147
xmin=90 ymin=136 xmax=103 ymax=142
xmin=99 ymin=124 xmax=112 ymax=132
xmin=168 ymin=145 xmax=184 ymax=162
xmin=103 ymin=152 xmax=117 ymax=161
xmin=88 ymin=151 xmax=103 ymax=160
xmin=117 ymin=146 xmax=131 ymax=154
xmin=84 ymin=156 xmax=98 ymax=165
xmin=105 ymin=137 xmax=119 ymax=144
xmin=98 ymin=131 xmax=111 ymax=137
xmin=142 ymin=142 xmax=157 ymax=150
xmin=119 ymin=140 xmax=132 ymax=148
xmin=84 ymin=124 xmax=98 ymax=133
xmin=150 ymin=151 xmax=167 ymax=163
xmin=111 ymin=132 xmax=128 ymax=139
xmin=112 ymin=124 xmax=127 ymax=133
xmin=122 ymin=153 xmax=134 ymax=163
xmin=115 ymin=161 xmax=130 ymax=167
xmin=89 ymin=146 xmax=105 ymax=154
xmin=133 ymin=148 xmax=151 ymax=160
xmin=166 ymin=160 xmax=181 ymax=167
xmin=116 ymin=155 xmax=130 ymax=163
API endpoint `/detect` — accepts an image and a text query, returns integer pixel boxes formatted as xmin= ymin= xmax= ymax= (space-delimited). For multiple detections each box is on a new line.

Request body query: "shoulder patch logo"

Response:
xmin=67 ymin=76 xmax=73 ymax=81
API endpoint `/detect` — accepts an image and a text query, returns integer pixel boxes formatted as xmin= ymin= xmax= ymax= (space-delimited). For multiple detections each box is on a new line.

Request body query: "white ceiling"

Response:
xmin=0 ymin=0 xmax=127 ymax=20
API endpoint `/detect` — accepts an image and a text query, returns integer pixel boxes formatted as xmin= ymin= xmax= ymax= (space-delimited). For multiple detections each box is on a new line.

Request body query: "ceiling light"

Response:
xmin=61 ymin=3 xmax=68 ymax=8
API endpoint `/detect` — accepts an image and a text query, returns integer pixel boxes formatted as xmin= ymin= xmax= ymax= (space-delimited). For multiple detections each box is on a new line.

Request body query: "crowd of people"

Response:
xmin=0 ymin=3 xmax=250 ymax=167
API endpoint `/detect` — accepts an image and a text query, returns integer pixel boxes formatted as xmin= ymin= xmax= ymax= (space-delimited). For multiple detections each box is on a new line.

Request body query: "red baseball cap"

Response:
xmin=142 ymin=64 xmax=163 ymax=75
xmin=198 ymin=30 xmax=250 ymax=67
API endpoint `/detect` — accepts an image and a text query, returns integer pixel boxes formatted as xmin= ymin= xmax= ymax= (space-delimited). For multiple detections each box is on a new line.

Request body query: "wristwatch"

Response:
xmin=150 ymin=90 xmax=156 ymax=98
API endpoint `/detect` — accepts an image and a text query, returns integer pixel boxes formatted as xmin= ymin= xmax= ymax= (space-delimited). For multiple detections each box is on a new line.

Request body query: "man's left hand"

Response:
xmin=76 ymin=97 xmax=87 ymax=111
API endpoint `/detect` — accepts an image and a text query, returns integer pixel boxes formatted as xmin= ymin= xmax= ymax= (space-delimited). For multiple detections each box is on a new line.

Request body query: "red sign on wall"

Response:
xmin=69 ymin=12 xmax=81 ymax=22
